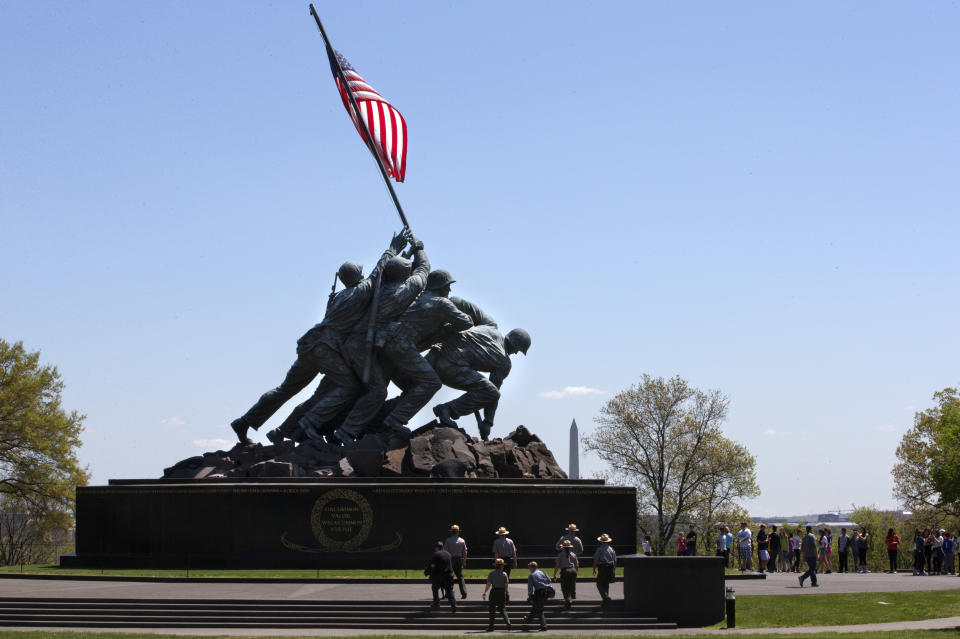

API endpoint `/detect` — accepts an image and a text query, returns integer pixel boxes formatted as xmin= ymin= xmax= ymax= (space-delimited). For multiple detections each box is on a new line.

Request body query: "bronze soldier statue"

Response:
xmin=377 ymin=269 xmax=474 ymax=432
xmin=229 ymin=231 xmax=408 ymax=444
xmin=428 ymin=297 xmax=530 ymax=440
xmin=330 ymin=235 xmax=430 ymax=444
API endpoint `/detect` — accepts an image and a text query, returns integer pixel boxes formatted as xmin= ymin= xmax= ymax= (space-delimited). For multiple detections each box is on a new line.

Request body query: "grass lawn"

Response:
xmin=712 ymin=588 xmax=960 ymax=628
xmin=0 ymin=632 xmax=957 ymax=639
xmin=0 ymin=565 xmax=624 ymax=580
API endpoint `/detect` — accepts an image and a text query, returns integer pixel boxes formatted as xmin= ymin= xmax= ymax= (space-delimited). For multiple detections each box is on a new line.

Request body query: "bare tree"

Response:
xmin=583 ymin=374 xmax=758 ymax=554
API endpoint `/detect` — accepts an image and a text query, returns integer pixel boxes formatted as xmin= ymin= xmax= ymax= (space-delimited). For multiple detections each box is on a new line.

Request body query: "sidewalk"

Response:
xmin=3 ymin=615 xmax=959 ymax=636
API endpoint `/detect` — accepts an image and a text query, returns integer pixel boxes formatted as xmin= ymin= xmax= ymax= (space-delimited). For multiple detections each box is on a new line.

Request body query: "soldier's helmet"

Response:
xmin=505 ymin=329 xmax=531 ymax=355
xmin=383 ymin=256 xmax=412 ymax=283
xmin=337 ymin=261 xmax=363 ymax=287
xmin=426 ymin=269 xmax=456 ymax=291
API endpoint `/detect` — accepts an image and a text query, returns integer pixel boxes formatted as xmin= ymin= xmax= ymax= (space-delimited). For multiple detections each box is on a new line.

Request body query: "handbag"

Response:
xmin=544 ymin=585 xmax=556 ymax=599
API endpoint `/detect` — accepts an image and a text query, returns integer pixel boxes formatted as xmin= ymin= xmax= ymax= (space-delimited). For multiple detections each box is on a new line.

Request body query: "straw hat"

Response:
xmin=565 ymin=523 xmax=579 ymax=532
xmin=449 ymin=524 xmax=460 ymax=533
xmin=561 ymin=539 xmax=574 ymax=548
xmin=495 ymin=526 xmax=510 ymax=536
xmin=597 ymin=533 xmax=613 ymax=543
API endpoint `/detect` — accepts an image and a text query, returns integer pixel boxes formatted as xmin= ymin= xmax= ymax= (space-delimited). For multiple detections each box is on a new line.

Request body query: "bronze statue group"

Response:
xmin=230 ymin=230 xmax=531 ymax=447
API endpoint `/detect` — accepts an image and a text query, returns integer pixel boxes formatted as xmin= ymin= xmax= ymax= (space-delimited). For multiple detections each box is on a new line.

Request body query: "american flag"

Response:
xmin=329 ymin=49 xmax=407 ymax=182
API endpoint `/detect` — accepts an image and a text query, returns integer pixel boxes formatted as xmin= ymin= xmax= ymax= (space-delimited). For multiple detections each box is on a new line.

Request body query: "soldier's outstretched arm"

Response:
xmin=449 ymin=296 xmax=497 ymax=328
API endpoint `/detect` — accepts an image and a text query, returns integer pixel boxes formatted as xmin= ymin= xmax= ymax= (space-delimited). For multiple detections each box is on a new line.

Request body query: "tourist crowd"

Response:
xmin=694 ymin=523 xmax=959 ymax=576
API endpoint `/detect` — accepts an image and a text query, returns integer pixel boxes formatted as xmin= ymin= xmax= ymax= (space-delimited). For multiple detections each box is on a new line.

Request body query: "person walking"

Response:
xmin=592 ymin=533 xmax=616 ymax=605
xmin=885 ymin=528 xmax=901 ymax=573
xmin=523 ymin=561 xmax=551 ymax=632
xmin=736 ymin=522 xmax=753 ymax=571
xmin=555 ymin=524 xmax=584 ymax=554
xmin=444 ymin=524 xmax=469 ymax=599
xmin=798 ymin=526 xmax=820 ymax=587
xmin=837 ymin=528 xmax=851 ymax=573
xmin=482 ymin=559 xmax=511 ymax=631
xmin=426 ymin=541 xmax=456 ymax=611
xmin=554 ymin=539 xmax=579 ymax=608
xmin=492 ymin=526 xmax=518 ymax=576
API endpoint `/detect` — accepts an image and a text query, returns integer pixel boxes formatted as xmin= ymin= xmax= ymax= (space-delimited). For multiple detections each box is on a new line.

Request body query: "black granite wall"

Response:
xmin=65 ymin=479 xmax=637 ymax=569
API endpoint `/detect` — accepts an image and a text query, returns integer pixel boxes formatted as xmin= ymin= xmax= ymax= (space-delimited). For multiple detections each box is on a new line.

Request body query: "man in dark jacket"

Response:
xmin=426 ymin=541 xmax=456 ymax=611
xmin=798 ymin=526 xmax=819 ymax=587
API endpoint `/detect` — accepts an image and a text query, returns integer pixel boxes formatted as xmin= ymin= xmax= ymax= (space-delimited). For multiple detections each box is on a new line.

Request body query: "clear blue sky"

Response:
xmin=2 ymin=1 xmax=958 ymax=516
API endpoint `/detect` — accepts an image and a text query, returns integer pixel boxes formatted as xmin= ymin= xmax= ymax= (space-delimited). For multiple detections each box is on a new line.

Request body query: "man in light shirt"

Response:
xmin=492 ymin=526 xmax=518 ymax=576
xmin=736 ymin=522 xmax=753 ymax=571
xmin=443 ymin=524 xmax=469 ymax=599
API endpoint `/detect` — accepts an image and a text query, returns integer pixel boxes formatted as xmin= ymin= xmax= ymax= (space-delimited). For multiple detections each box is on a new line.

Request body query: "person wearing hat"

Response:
xmin=425 ymin=540 xmax=456 ymax=611
xmin=482 ymin=558 xmax=512 ymax=631
xmin=523 ymin=561 xmax=551 ymax=632
xmin=592 ymin=533 xmax=617 ymax=604
xmin=443 ymin=524 xmax=469 ymax=599
xmin=492 ymin=526 xmax=518 ymax=576
xmin=553 ymin=539 xmax=579 ymax=608
xmin=555 ymin=524 xmax=584 ymax=554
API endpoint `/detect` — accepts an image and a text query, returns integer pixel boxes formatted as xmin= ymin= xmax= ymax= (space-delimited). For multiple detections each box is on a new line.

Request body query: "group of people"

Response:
xmin=228 ymin=230 xmax=531 ymax=447
xmin=705 ymin=522 xmax=960 ymax=577
xmin=910 ymin=528 xmax=958 ymax=576
xmin=425 ymin=523 xmax=618 ymax=632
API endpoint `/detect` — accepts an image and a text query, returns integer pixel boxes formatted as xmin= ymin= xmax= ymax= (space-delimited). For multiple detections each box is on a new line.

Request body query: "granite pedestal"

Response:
xmin=63 ymin=477 xmax=637 ymax=569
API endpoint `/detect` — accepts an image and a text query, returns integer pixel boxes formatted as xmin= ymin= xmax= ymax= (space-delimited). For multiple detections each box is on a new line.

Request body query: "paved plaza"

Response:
xmin=1 ymin=573 xmax=959 ymax=635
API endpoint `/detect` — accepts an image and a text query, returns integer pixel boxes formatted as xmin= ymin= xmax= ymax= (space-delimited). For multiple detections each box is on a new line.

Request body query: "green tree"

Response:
xmin=583 ymin=374 xmax=758 ymax=555
xmin=0 ymin=339 xmax=88 ymax=564
xmin=892 ymin=388 xmax=960 ymax=518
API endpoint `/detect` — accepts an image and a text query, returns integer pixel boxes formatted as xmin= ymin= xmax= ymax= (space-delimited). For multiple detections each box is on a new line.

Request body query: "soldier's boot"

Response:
xmin=383 ymin=415 xmax=412 ymax=439
xmin=230 ymin=417 xmax=253 ymax=445
xmin=432 ymin=404 xmax=459 ymax=429
xmin=303 ymin=422 xmax=325 ymax=441
xmin=265 ymin=428 xmax=284 ymax=445
xmin=478 ymin=420 xmax=492 ymax=441
xmin=332 ymin=427 xmax=356 ymax=446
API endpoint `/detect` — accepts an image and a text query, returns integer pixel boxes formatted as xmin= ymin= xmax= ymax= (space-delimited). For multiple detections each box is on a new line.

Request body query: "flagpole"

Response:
xmin=309 ymin=4 xmax=411 ymax=233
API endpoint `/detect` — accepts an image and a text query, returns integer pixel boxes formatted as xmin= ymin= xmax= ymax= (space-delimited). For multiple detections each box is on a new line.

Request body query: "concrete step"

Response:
xmin=0 ymin=597 xmax=671 ymax=630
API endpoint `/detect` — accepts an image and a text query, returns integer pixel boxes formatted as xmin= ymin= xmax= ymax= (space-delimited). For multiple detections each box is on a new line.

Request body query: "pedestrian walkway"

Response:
xmin=1 ymin=615 xmax=959 ymax=635
xmin=729 ymin=570 xmax=960 ymax=596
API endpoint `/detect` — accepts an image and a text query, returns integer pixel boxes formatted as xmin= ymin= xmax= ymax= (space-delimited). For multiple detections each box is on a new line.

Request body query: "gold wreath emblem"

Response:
xmin=310 ymin=488 xmax=373 ymax=551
